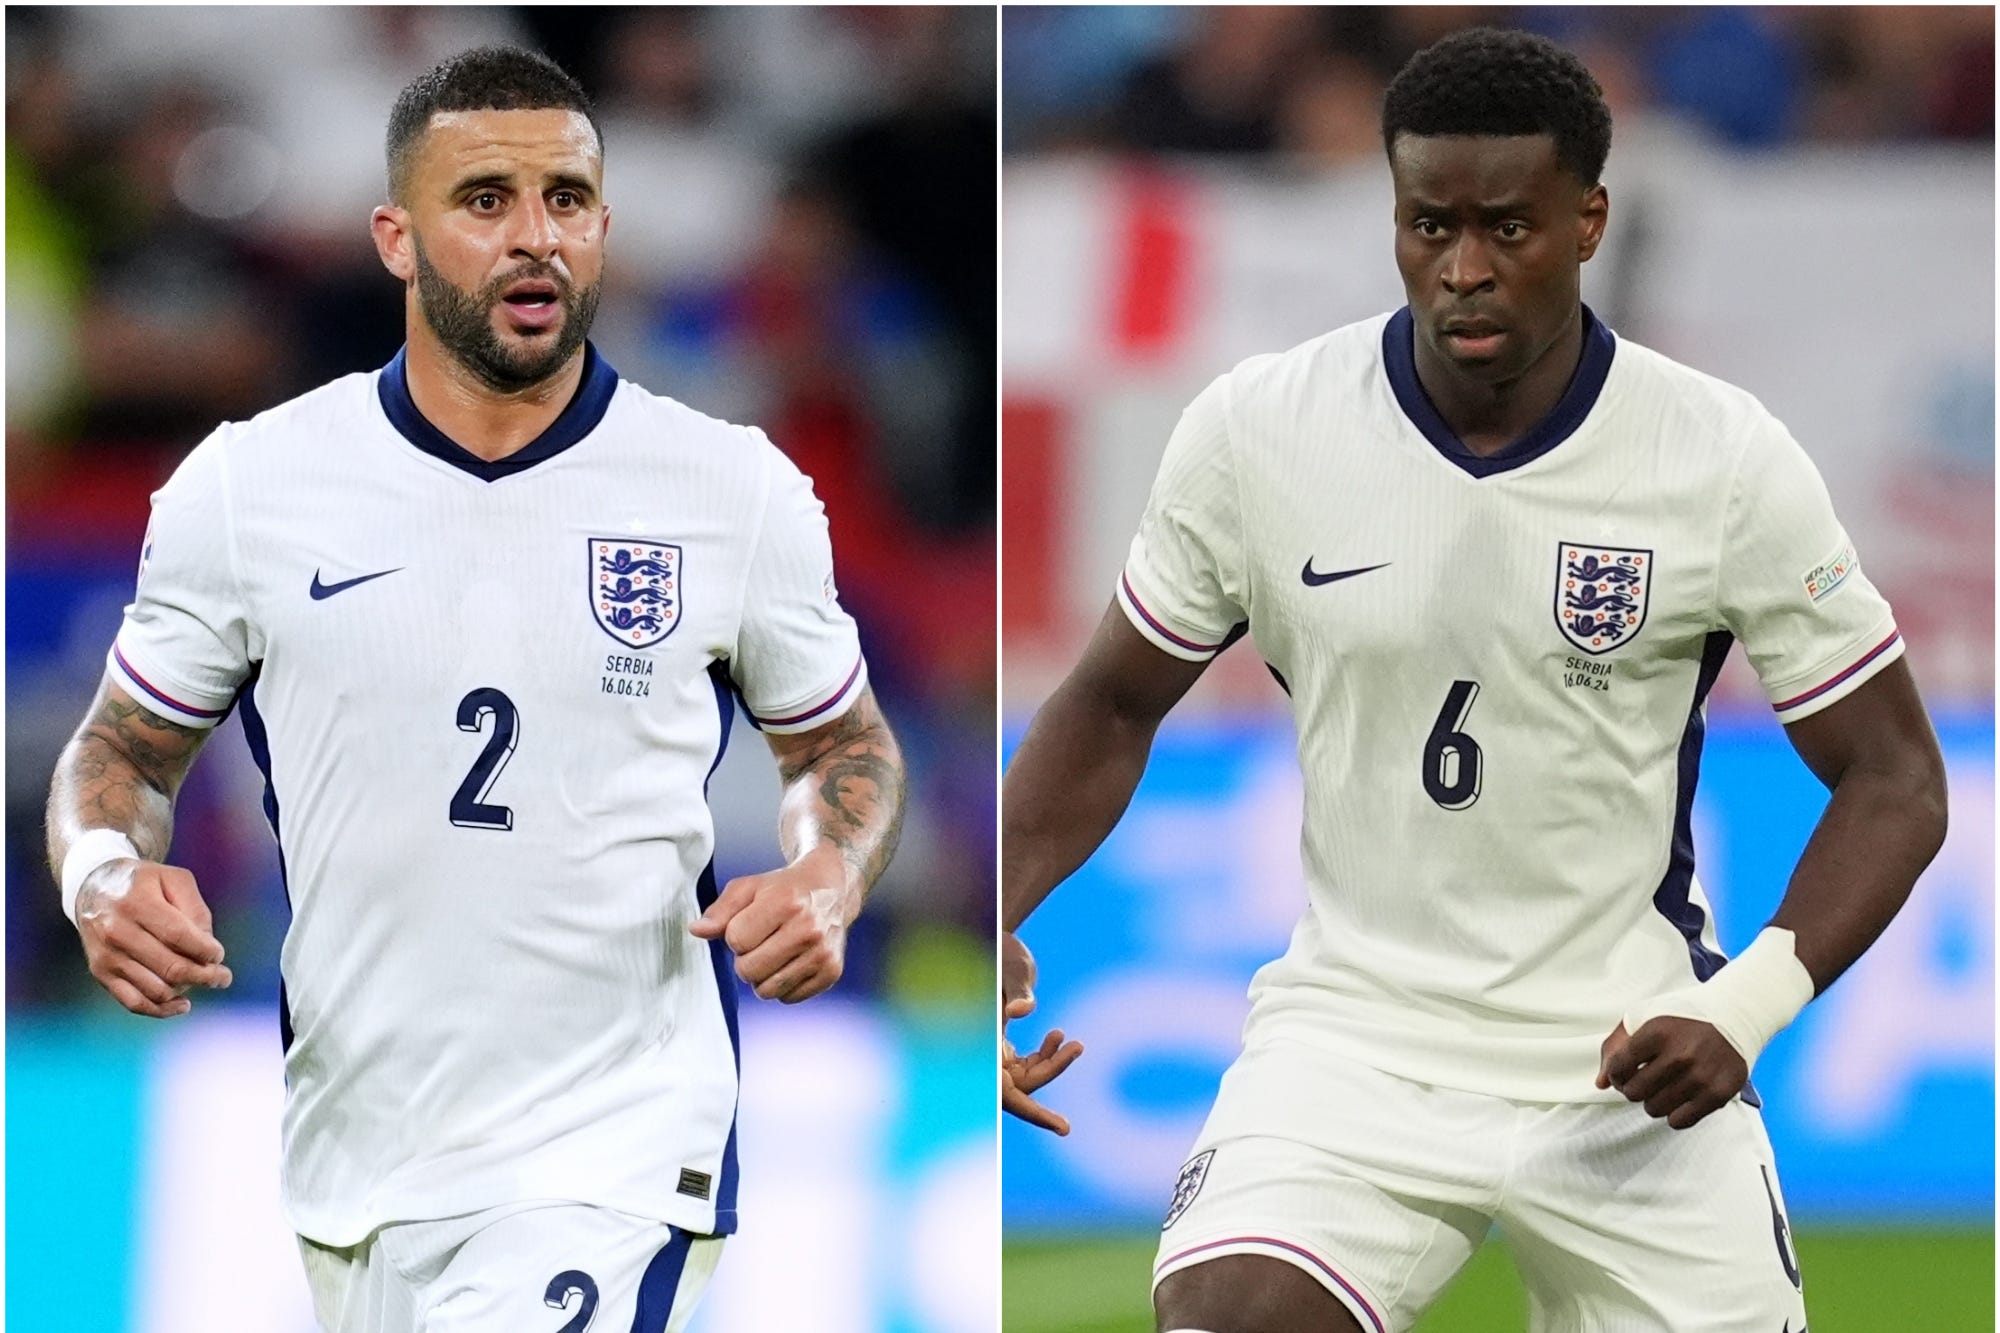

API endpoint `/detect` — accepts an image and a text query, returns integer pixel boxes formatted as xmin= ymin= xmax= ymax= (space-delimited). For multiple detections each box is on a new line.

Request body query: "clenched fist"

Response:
xmin=689 ymin=847 xmax=854 ymax=1003
xmin=1597 ymin=1016 xmax=1749 ymax=1130
xmin=75 ymin=859 xmax=233 ymax=1019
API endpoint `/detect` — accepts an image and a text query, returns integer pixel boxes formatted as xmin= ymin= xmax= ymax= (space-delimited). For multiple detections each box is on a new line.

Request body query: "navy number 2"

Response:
xmin=1423 ymin=679 xmax=1483 ymax=811
xmin=450 ymin=687 xmax=518 ymax=831
xmin=544 ymin=1269 xmax=599 ymax=1332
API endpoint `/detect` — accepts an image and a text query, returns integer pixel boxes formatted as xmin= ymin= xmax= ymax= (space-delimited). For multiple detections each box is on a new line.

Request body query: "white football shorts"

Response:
xmin=1152 ymin=1037 xmax=1808 ymax=1333
xmin=299 ymin=1202 xmax=725 ymax=1333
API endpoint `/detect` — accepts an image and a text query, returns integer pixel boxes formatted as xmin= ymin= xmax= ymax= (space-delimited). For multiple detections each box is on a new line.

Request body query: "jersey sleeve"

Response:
xmin=108 ymin=431 xmax=255 ymax=728
xmin=729 ymin=434 xmax=868 ymax=734
xmin=1716 ymin=411 xmax=1902 ymax=723
xmin=1116 ymin=374 xmax=1250 ymax=661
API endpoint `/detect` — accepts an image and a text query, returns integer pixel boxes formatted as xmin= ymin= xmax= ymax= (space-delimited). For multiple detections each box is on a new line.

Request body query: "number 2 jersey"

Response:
xmin=1117 ymin=306 xmax=1903 ymax=1103
xmin=110 ymin=344 xmax=868 ymax=1243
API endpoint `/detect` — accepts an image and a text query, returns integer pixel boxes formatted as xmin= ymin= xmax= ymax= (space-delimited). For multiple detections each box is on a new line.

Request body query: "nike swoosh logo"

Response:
xmin=1300 ymin=560 xmax=1390 ymax=587
xmin=310 ymin=567 xmax=403 ymax=600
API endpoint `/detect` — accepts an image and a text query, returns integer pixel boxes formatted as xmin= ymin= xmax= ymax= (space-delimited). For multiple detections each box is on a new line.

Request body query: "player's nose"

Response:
xmin=508 ymin=195 xmax=562 ymax=260
xmin=1440 ymin=234 xmax=1495 ymax=294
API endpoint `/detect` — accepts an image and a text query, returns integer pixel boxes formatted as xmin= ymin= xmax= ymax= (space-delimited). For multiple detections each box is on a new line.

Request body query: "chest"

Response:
xmin=234 ymin=462 xmax=747 ymax=720
xmin=1242 ymin=436 xmax=1725 ymax=684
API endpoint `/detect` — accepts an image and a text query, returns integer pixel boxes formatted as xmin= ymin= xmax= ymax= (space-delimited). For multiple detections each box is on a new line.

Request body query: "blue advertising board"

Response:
xmin=1003 ymin=712 xmax=1994 ymax=1229
xmin=8 ymin=1004 xmax=994 ymax=1333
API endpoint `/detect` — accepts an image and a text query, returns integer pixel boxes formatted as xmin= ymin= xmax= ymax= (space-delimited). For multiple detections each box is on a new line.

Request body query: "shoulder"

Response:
xmin=1605 ymin=333 xmax=1789 ymax=465
xmin=215 ymin=369 xmax=384 ymax=458
xmin=608 ymin=377 xmax=771 ymax=455
xmin=1218 ymin=311 xmax=1397 ymax=435
xmin=1228 ymin=312 xmax=1393 ymax=401
xmin=161 ymin=370 xmax=380 ymax=498
xmin=603 ymin=376 xmax=795 ymax=484
xmin=1176 ymin=314 xmax=1394 ymax=475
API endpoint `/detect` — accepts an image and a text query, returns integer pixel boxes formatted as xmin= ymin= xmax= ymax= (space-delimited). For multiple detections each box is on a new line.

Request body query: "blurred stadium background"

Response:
xmin=1000 ymin=6 xmax=1992 ymax=1331
xmin=7 ymin=7 xmax=994 ymax=1332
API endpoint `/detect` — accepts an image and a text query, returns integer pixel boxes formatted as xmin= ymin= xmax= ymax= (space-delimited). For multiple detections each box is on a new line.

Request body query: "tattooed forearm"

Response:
xmin=768 ymin=687 xmax=907 ymax=894
xmin=47 ymin=677 xmax=212 ymax=874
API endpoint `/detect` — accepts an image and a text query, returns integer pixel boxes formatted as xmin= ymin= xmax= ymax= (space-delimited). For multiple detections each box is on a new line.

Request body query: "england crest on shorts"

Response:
xmin=1161 ymin=1148 xmax=1215 ymax=1231
xmin=1555 ymin=542 xmax=1650 ymax=655
xmin=590 ymin=538 xmax=682 ymax=648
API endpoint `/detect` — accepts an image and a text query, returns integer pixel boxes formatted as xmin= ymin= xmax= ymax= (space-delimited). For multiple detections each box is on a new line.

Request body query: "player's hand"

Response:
xmin=1002 ymin=932 xmax=1083 ymax=1135
xmin=690 ymin=848 xmax=851 ymax=1003
xmin=1596 ymin=1017 xmax=1748 ymax=1130
xmin=75 ymin=859 xmax=232 ymax=1019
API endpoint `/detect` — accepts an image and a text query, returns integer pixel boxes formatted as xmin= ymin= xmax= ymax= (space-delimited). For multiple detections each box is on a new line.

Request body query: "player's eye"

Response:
xmin=551 ymin=190 xmax=579 ymax=209
xmin=1414 ymin=218 xmax=1445 ymax=238
xmin=1496 ymin=221 xmax=1526 ymax=240
xmin=470 ymin=192 xmax=502 ymax=212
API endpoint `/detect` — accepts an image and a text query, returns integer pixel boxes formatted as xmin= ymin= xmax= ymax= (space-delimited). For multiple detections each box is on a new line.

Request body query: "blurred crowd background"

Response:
xmin=7 ymin=9 xmax=995 ymax=1332
xmin=8 ymin=3 xmax=996 ymax=1010
xmin=1004 ymin=4 xmax=1991 ymax=157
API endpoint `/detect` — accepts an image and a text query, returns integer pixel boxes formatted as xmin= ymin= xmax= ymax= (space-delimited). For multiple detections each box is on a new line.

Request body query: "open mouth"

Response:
xmin=500 ymin=278 xmax=561 ymax=309
xmin=1441 ymin=323 xmax=1506 ymax=356
xmin=497 ymin=279 xmax=563 ymax=330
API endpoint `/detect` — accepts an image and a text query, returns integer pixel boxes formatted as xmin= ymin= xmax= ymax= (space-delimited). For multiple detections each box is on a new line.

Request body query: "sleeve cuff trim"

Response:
xmin=111 ymin=645 xmax=230 ymax=723
xmin=1770 ymin=629 xmax=1902 ymax=715
xmin=1118 ymin=573 xmax=1224 ymax=657
xmin=747 ymin=656 xmax=865 ymax=731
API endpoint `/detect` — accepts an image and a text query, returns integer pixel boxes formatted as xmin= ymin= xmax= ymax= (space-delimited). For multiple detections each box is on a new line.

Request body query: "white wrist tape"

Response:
xmin=61 ymin=829 xmax=140 ymax=926
xmin=1624 ymin=927 xmax=1817 ymax=1072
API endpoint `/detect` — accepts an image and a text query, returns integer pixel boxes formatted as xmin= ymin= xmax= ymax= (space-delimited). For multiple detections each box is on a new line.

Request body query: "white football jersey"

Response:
xmin=1118 ymin=307 xmax=1902 ymax=1103
xmin=111 ymin=344 xmax=868 ymax=1243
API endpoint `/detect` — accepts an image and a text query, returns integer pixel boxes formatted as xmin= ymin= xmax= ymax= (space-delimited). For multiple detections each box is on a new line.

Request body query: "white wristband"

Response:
xmin=61 ymin=829 xmax=140 ymax=926
xmin=1624 ymin=927 xmax=1817 ymax=1073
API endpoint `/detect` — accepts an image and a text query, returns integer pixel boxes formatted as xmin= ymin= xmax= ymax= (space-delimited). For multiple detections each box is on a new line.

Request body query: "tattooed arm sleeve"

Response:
xmin=48 ymin=676 xmax=216 ymax=874
xmin=762 ymin=686 xmax=907 ymax=908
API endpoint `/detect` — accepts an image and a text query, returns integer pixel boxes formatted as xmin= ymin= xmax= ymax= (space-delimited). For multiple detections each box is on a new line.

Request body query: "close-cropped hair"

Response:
xmin=385 ymin=45 xmax=601 ymax=202
xmin=1381 ymin=27 xmax=1612 ymax=186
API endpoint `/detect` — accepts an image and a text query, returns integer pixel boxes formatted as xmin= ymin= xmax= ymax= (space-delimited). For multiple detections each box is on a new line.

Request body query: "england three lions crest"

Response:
xmin=1161 ymin=1149 xmax=1215 ymax=1230
xmin=1555 ymin=543 xmax=1650 ymax=655
xmin=590 ymin=538 xmax=682 ymax=648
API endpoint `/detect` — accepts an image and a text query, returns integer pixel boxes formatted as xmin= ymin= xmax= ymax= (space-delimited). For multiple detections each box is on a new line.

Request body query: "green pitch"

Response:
xmin=1004 ymin=1229 xmax=1993 ymax=1332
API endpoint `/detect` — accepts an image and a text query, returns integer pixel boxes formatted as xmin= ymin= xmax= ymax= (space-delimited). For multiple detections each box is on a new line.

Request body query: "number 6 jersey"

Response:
xmin=1117 ymin=306 xmax=1901 ymax=1104
xmin=111 ymin=343 xmax=868 ymax=1244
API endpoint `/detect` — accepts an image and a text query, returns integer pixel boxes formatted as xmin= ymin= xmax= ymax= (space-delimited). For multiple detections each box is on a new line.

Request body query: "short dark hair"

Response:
xmin=386 ymin=46 xmax=600 ymax=202
xmin=1381 ymin=28 xmax=1612 ymax=186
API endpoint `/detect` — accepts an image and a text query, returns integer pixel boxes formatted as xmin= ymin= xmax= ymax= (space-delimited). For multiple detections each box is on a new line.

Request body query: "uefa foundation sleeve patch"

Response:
xmin=1801 ymin=540 xmax=1859 ymax=603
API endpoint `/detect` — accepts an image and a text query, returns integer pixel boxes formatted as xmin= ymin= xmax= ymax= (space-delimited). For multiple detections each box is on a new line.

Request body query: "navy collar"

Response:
xmin=377 ymin=342 xmax=620 ymax=482
xmin=1383 ymin=305 xmax=1615 ymax=478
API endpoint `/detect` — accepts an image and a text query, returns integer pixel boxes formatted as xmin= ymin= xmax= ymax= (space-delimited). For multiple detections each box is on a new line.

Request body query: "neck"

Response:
xmin=1413 ymin=306 xmax=1584 ymax=457
xmin=402 ymin=320 xmax=585 ymax=463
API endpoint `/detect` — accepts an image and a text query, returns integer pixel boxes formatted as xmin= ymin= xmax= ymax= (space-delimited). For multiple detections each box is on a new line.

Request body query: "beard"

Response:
xmin=412 ymin=239 xmax=601 ymax=392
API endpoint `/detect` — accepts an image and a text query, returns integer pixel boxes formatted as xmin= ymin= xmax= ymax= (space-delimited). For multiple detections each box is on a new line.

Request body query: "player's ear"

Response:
xmin=371 ymin=205 xmax=416 ymax=284
xmin=1577 ymin=182 xmax=1609 ymax=264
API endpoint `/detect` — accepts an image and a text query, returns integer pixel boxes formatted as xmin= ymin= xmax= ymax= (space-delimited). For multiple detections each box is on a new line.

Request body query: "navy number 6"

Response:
xmin=450 ymin=687 xmax=518 ymax=831
xmin=1422 ymin=679 xmax=1483 ymax=811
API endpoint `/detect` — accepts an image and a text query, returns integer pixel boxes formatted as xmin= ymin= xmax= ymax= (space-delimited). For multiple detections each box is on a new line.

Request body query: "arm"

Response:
xmin=1601 ymin=659 xmax=1947 ymax=1126
xmin=1004 ymin=603 xmax=1213 ymax=929
xmin=1768 ymin=657 xmax=1948 ymax=985
xmin=1001 ymin=602 xmax=1214 ymax=1132
xmin=690 ymin=685 xmax=905 ymax=1003
xmin=46 ymin=676 xmax=233 ymax=1018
